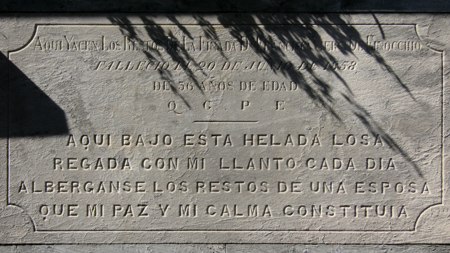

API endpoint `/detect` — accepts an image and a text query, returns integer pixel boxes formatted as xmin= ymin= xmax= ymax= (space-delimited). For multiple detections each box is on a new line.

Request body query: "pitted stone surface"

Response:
xmin=0 ymin=14 xmax=450 ymax=244
xmin=1 ymin=244 xmax=450 ymax=252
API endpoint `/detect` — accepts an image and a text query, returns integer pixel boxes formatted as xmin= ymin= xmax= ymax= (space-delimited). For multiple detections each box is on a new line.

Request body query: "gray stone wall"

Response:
xmin=2 ymin=244 xmax=450 ymax=252
xmin=1 ymin=1 xmax=450 ymax=252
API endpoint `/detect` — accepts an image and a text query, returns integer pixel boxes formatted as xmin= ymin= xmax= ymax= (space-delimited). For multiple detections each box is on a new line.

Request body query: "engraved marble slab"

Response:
xmin=1 ymin=14 xmax=450 ymax=244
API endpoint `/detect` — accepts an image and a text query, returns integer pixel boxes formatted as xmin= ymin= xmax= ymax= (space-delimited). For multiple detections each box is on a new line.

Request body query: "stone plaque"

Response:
xmin=1 ymin=14 xmax=449 ymax=244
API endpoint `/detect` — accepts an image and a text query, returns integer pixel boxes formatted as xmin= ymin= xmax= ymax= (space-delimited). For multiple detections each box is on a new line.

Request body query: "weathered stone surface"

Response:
xmin=1 ymin=244 xmax=450 ymax=252
xmin=226 ymin=244 xmax=450 ymax=252
xmin=1 ymin=14 xmax=450 ymax=244
xmin=0 ymin=244 xmax=225 ymax=252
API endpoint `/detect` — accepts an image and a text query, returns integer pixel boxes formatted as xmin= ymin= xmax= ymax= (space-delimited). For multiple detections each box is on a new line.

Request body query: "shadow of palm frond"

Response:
xmin=107 ymin=14 xmax=424 ymax=177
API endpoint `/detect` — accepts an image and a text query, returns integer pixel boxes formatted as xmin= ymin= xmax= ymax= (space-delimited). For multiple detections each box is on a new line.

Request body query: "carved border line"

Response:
xmin=5 ymin=22 xmax=444 ymax=234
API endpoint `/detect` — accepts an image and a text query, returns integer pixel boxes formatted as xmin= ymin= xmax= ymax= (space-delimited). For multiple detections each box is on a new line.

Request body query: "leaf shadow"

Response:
xmin=107 ymin=14 xmax=423 ymax=177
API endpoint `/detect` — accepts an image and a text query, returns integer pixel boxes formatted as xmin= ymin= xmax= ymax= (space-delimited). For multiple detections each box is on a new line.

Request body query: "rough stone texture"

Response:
xmin=1 ymin=13 xmax=450 ymax=250
xmin=226 ymin=244 xmax=450 ymax=252
xmin=1 ymin=244 xmax=450 ymax=252
xmin=0 ymin=244 xmax=225 ymax=252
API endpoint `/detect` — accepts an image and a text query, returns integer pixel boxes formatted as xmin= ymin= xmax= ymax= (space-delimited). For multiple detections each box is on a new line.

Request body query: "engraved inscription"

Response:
xmin=7 ymin=22 xmax=442 ymax=233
